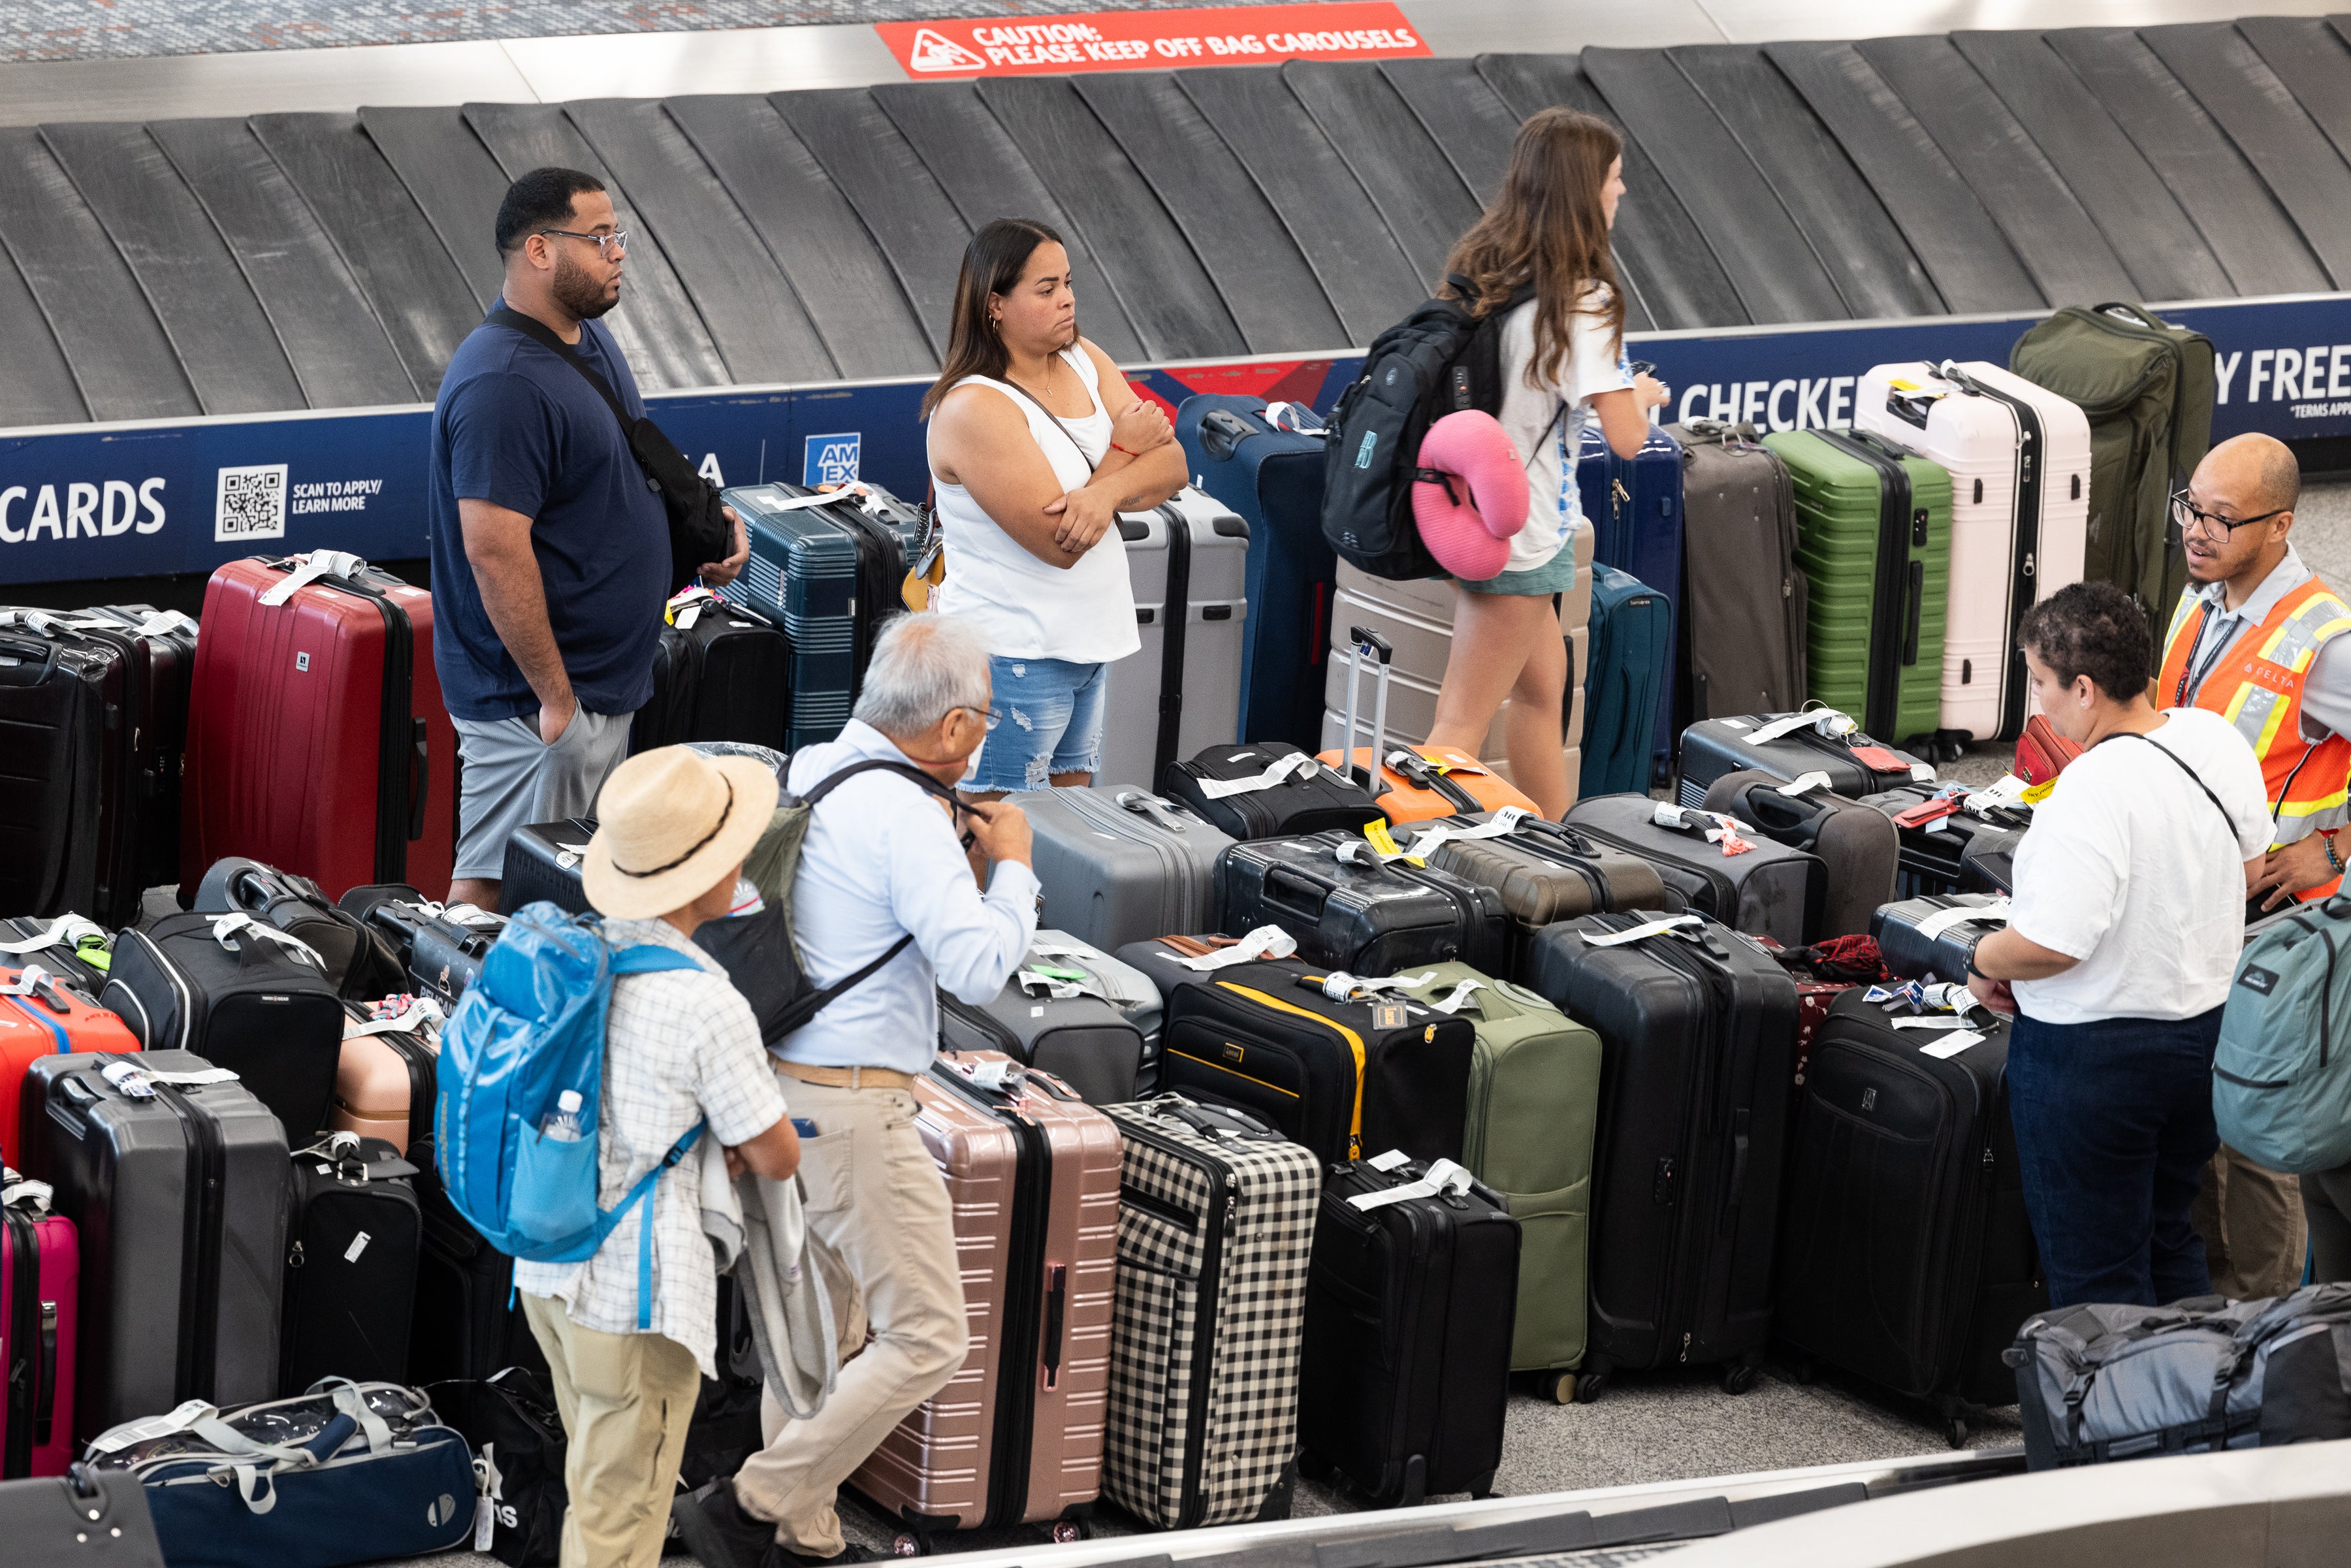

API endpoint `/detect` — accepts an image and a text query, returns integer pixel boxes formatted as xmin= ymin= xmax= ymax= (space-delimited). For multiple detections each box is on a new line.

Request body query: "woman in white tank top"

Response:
xmin=924 ymin=219 xmax=1189 ymax=795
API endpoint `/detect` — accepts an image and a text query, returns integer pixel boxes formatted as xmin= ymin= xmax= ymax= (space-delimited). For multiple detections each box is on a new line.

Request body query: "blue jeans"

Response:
xmin=2008 ymin=1008 xmax=2223 ymax=1308
xmin=966 ymin=655 xmax=1108 ymax=793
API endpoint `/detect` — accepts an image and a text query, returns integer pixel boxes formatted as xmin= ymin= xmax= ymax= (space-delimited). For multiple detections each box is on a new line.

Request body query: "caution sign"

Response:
xmin=877 ymin=3 xmax=1430 ymax=78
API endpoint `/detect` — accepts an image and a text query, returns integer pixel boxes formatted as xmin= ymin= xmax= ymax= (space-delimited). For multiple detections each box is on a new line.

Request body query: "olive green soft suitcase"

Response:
xmin=1388 ymin=965 xmax=1601 ymax=1401
xmin=1762 ymin=428 xmax=1952 ymax=748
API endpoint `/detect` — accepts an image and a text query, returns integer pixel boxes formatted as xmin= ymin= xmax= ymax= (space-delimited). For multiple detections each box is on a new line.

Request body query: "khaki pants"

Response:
xmin=2192 ymin=1142 xmax=2308 ymax=1300
xmin=733 ymin=1075 xmax=968 ymax=1556
xmin=520 ymin=1294 xmax=701 ymax=1568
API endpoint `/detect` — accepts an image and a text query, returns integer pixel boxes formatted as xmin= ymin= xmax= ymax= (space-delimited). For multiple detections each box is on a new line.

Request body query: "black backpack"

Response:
xmin=1320 ymin=277 xmax=1533 ymax=579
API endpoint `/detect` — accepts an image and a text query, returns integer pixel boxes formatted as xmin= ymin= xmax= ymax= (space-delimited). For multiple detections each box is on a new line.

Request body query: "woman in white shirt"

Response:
xmin=1968 ymin=581 xmax=2272 ymax=1309
xmin=1424 ymin=107 xmax=1669 ymax=817
xmin=923 ymin=218 xmax=1188 ymax=795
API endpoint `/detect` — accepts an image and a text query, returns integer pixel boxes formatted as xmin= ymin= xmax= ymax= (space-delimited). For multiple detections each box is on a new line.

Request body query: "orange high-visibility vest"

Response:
xmin=2158 ymin=577 xmax=2351 ymax=899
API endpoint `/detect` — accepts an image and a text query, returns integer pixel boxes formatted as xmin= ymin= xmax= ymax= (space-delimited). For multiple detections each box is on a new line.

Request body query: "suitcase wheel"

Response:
xmin=1944 ymin=1415 xmax=1971 ymax=1449
xmin=1541 ymin=1369 xmax=1578 ymax=1404
xmin=890 ymin=1535 xmax=928 ymax=1558
xmin=1719 ymin=1359 xmax=1761 ymax=1396
xmin=1049 ymin=1520 xmax=1089 ymax=1544
xmin=1571 ymin=1358 xmax=1612 ymax=1403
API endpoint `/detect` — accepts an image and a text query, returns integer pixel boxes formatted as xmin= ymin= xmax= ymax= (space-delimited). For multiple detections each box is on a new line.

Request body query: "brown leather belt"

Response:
xmin=774 ymin=1059 xmax=920 ymax=1092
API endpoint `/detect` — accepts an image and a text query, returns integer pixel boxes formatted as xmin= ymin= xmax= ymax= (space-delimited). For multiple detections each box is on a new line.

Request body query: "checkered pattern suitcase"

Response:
xmin=1100 ymin=1096 xmax=1319 ymax=1530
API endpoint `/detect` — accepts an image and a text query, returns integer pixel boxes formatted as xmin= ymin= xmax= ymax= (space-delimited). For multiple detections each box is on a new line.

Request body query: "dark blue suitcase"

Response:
xmin=1580 ymin=564 xmax=1672 ymax=799
xmin=1578 ymin=424 xmax=1684 ymax=778
xmin=1176 ymin=394 xmax=1337 ymax=750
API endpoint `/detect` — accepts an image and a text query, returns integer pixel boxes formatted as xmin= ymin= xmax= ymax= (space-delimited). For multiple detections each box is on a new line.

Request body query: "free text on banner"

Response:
xmin=876 ymin=3 xmax=1429 ymax=76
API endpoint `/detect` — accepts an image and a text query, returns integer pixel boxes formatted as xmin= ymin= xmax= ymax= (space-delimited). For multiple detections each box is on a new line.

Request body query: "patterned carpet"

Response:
xmin=5 ymin=0 xmax=1307 ymax=63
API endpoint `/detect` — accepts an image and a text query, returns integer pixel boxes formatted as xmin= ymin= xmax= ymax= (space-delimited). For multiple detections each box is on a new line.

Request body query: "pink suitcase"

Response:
xmin=327 ymin=1006 xmax=438 ymax=1155
xmin=848 ymin=1051 xmax=1121 ymax=1552
xmin=0 ymin=1176 xmax=76 ymax=1477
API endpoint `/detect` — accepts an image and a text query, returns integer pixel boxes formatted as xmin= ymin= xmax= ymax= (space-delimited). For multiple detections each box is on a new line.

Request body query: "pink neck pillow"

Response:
xmin=1413 ymin=409 xmax=1531 ymax=581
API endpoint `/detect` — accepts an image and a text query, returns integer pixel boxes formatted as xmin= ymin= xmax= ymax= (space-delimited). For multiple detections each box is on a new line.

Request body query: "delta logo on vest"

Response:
xmin=2158 ymin=577 xmax=2351 ymax=890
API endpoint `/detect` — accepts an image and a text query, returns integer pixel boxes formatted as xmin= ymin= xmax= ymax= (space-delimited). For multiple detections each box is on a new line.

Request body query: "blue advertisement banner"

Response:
xmin=1 ymin=293 xmax=2344 ymax=586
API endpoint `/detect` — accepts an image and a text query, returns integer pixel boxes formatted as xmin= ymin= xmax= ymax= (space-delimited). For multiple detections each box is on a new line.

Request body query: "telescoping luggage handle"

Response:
xmin=1337 ymin=625 xmax=1394 ymax=795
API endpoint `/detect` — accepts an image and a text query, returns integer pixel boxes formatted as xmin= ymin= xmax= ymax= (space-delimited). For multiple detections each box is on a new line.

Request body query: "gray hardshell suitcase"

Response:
xmin=1012 ymin=786 xmax=1232 ymax=952
xmin=1096 ymin=488 xmax=1251 ymax=788
xmin=937 ymin=931 xmax=1161 ymax=1104
xmin=1671 ymin=422 xmax=1807 ymax=724
xmin=18 ymin=1051 xmax=288 ymax=1441
xmin=1702 ymin=769 xmax=1900 ymax=940
xmin=1563 ymin=793 xmax=1827 ymax=948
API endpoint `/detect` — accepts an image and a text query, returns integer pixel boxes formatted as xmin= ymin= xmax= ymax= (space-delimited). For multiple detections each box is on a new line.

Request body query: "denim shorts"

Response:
xmin=968 ymin=655 xmax=1108 ymax=793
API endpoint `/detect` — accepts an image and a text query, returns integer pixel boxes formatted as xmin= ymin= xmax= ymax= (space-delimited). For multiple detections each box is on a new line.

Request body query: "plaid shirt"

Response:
xmin=513 ymin=917 xmax=787 ymax=1376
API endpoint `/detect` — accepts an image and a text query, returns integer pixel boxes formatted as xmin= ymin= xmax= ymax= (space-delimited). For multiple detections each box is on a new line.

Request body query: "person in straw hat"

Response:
xmin=512 ymin=744 xmax=804 ymax=1568
xmin=674 ymin=611 xmax=1038 ymax=1568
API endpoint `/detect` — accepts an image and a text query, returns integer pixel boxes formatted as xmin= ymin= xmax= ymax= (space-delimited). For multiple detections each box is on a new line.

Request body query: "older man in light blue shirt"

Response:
xmin=675 ymin=611 xmax=1035 ymax=1568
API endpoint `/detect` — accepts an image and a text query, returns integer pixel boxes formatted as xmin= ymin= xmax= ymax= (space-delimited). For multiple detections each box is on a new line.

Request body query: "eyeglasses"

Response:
xmin=537 ymin=228 xmax=630 ymax=258
xmin=2171 ymin=490 xmax=2289 ymax=539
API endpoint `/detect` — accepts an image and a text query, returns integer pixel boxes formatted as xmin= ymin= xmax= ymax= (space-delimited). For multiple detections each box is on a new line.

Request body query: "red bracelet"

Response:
xmin=1110 ymin=440 xmax=1137 ymax=456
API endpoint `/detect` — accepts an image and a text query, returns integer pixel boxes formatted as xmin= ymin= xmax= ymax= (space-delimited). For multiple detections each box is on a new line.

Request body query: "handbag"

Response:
xmin=487 ymin=306 xmax=731 ymax=593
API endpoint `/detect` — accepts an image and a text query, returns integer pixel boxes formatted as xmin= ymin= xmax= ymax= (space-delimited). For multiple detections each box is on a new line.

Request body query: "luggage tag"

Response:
xmin=1893 ymin=793 xmax=1964 ymax=831
xmin=1774 ymin=772 xmax=1835 ymax=797
xmin=1350 ymin=1157 xmax=1475 ymax=1211
xmin=0 ymin=912 xmax=110 ymax=965
xmin=1192 ymin=750 xmax=1324 ymax=799
xmin=1919 ymin=1030 xmax=1986 ymax=1059
xmin=1742 ymin=709 xmax=1857 ymax=746
xmin=1912 ymin=899 xmax=2011 ymax=942
xmin=944 ymin=1057 xmax=1023 ymax=1095
xmin=209 ymin=912 xmax=326 ymax=970
xmin=86 ymin=1398 xmax=219 ymax=1454
xmin=1849 ymin=745 xmax=1910 ymax=775
xmin=1582 ymin=913 xmax=1705 ymax=948
xmin=1173 ymin=926 xmax=1296 ymax=971
xmin=0 ymin=1170 xmax=52 ymax=1213
xmin=1652 ymin=803 xmax=1754 ymax=856
xmin=666 ymin=584 xmax=720 ymax=629
xmin=258 ymin=549 xmax=369 ymax=605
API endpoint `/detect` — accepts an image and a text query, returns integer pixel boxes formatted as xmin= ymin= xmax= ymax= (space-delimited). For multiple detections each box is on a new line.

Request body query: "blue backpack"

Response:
xmin=435 ymin=904 xmax=702 ymax=1322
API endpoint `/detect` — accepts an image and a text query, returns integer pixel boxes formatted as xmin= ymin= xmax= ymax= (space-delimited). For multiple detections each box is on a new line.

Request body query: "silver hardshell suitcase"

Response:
xmin=1095 ymin=488 xmax=1250 ymax=788
xmin=937 ymin=930 xmax=1164 ymax=1103
xmin=1011 ymin=786 xmax=1232 ymax=951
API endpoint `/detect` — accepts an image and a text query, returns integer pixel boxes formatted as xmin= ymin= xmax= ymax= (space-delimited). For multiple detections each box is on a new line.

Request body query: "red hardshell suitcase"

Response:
xmin=0 ymin=970 xmax=138 ymax=1160
xmin=848 ymin=1051 xmax=1122 ymax=1551
xmin=0 ymin=1179 xmax=76 ymax=1477
xmin=180 ymin=556 xmax=456 ymax=902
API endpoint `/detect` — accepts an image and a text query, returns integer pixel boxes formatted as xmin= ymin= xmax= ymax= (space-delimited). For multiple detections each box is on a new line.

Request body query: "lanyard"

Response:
xmin=2175 ymin=598 xmax=2231 ymax=707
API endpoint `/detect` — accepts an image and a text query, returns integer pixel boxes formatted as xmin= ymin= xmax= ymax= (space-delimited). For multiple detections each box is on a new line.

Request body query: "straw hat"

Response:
xmin=581 ymin=746 xmax=780 ymax=921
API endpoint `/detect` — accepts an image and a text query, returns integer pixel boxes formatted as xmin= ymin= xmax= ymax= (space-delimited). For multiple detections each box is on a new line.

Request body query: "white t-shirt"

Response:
xmin=1495 ymin=289 xmax=1635 ymax=575
xmin=2007 ymin=709 xmax=2271 ymax=1025
xmin=929 ymin=345 xmax=1142 ymax=664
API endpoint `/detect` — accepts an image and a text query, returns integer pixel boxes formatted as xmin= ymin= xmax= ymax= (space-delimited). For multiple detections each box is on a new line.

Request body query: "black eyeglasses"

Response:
xmin=2171 ymin=490 xmax=2289 ymax=538
xmin=537 ymin=228 xmax=630 ymax=258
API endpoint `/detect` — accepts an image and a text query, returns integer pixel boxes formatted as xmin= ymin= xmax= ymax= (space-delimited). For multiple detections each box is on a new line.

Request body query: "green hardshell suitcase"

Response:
xmin=1763 ymin=429 xmax=1951 ymax=747
xmin=1388 ymin=964 xmax=1600 ymax=1400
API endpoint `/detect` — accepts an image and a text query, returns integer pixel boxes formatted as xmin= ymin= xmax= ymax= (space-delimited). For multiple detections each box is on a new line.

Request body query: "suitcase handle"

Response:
xmin=0 ymin=634 xmax=58 ymax=686
xmin=408 ymin=718 xmax=429 ymax=841
xmin=1040 ymin=1262 xmax=1066 ymax=1389
xmin=1903 ymin=560 xmax=1924 ymax=667
xmin=1718 ymin=1108 xmax=1751 ymax=1235
xmin=1199 ymin=408 xmax=1256 ymax=462
xmin=1262 ymin=864 xmax=1328 ymax=916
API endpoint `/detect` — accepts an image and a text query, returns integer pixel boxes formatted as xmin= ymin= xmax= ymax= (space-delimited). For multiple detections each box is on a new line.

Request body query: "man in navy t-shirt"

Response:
xmin=429 ymin=166 xmax=745 ymax=910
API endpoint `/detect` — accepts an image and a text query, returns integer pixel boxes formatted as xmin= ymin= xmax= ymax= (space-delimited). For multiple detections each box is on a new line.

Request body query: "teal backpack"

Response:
xmin=2214 ymin=897 xmax=2351 ymax=1175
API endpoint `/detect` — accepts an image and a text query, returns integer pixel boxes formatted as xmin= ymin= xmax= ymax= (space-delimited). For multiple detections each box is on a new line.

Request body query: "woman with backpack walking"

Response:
xmin=1424 ymin=107 xmax=1669 ymax=818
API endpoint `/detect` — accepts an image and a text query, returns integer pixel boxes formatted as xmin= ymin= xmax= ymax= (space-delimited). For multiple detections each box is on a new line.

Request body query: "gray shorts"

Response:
xmin=451 ymin=709 xmax=635 ymax=881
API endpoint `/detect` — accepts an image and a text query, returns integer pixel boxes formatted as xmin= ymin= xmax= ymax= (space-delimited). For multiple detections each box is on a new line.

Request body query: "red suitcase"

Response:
xmin=181 ymin=554 xmax=455 ymax=901
xmin=0 ymin=1175 xmax=78 ymax=1477
xmin=0 ymin=968 xmax=137 ymax=1160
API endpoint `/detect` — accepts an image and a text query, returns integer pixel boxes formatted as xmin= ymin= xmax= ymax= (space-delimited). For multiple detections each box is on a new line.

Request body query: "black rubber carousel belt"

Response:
xmin=867 ymin=80 xmax=1144 ymax=364
xmin=249 ymin=113 xmax=481 ymax=400
xmin=1072 ymin=70 xmax=1348 ymax=355
xmin=2140 ymin=22 xmax=2351 ymax=290
xmin=2045 ymin=28 xmax=2327 ymax=300
xmin=0 ymin=126 xmax=197 ymax=421
xmin=766 ymin=88 xmax=968 ymax=364
xmin=39 ymin=120 xmax=305 ymax=417
xmin=565 ymin=97 xmax=833 ymax=385
xmin=664 ymin=93 xmax=936 ymax=380
xmin=2240 ymin=18 xmax=2351 ymax=182
xmin=1668 ymin=44 xmax=1943 ymax=321
xmin=0 ymin=241 xmax=85 ymax=426
xmin=1853 ymin=35 xmax=2136 ymax=310
xmin=1949 ymin=29 xmax=2235 ymax=302
xmin=1176 ymin=65 xmax=1429 ymax=345
xmin=1764 ymin=40 xmax=2044 ymax=315
xmin=978 ymin=75 xmax=1245 ymax=362
xmin=146 ymin=116 xmax=419 ymax=411
xmin=1582 ymin=48 xmax=1849 ymax=325
xmin=1479 ymin=52 xmax=1744 ymax=332
xmin=1379 ymin=57 xmax=1516 ymax=205
xmin=1281 ymin=61 xmax=1477 ymax=296
xmin=358 ymin=106 xmax=513 ymax=313
xmin=462 ymin=101 xmax=728 ymax=392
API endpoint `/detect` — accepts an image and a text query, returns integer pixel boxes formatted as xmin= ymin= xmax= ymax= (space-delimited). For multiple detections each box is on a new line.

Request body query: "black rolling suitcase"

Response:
xmin=1161 ymin=741 xmax=1381 ymax=840
xmin=280 ymin=1134 xmax=422 ymax=1394
xmin=500 ymin=820 xmax=596 ymax=916
xmin=101 ymin=912 xmax=346 ymax=1143
xmin=1113 ymin=941 xmax=1475 ymax=1166
xmin=0 ymin=615 xmax=112 ymax=924
xmin=1676 ymin=710 xmax=1934 ymax=807
xmin=1872 ymin=893 xmax=2009 ymax=982
xmin=1776 ymin=991 xmax=2041 ymax=1443
xmin=1217 ymin=829 xmax=1507 ymax=976
xmin=78 ymin=605 xmax=199 ymax=901
xmin=18 ymin=1051 xmax=288 ymax=1440
xmin=630 ymin=593 xmax=791 ymax=755
xmin=1525 ymin=912 xmax=1799 ymax=1398
xmin=1701 ymin=770 xmax=1900 ymax=939
xmin=1858 ymin=784 xmax=2030 ymax=899
xmin=1298 ymin=1156 xmax=1519 ymax=1508
xmin=191 ymin=857 xmax=405 ymax=998
xmin=406 ymin=1138 xmax=548 ymax=1386
xmin=1563 ymin=793 xmax=1826 ymax=948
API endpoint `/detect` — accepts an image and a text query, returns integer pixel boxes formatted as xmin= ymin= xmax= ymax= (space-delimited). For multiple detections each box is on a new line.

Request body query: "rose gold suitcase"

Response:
xmin=847 ymin=1049 xmax=1122 ymax=1551
xmin=325 ymin=1009 xmax=437 ymax=1153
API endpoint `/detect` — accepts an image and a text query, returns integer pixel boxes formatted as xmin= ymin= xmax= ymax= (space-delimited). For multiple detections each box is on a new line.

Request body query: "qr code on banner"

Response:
xmin=215 ymin=464 xmax=288 ymax=543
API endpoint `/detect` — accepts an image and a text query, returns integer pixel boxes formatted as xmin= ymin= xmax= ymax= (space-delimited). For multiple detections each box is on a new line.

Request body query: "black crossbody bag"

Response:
xmin=488 ymin=306 xmax=731 ymax=592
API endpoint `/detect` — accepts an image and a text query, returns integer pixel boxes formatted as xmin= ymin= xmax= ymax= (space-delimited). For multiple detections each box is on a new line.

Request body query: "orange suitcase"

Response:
xmin=0 ymin=966 xmax=138 ymax=1157
xmin=1316 ymin=626 xmax=1539 ymax=825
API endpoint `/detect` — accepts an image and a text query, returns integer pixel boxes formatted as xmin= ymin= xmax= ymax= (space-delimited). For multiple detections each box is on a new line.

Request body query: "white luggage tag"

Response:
xmin=1582 ymin=913 xmax=1706 ymax=948
xmin=1652 ymin=803 xmax=1756 ymax=854
xmin=760 ymin=487 xmax=869 ymax=514
xmin=0 ymin=913 xmax=107 ymax=959
xmin=1967 ymin=775 xmax=2032 ymax=814
xmin=1423 ymin=977 xmax=1487 ymax=1015
xmin=1774 ymin=772 xmax=1835 ymax=797
xmin=1 ymin=1170 xmax=52 ymax=1213
xmin=1314 ymin=970 xmax=1436 ymax=1003
xmin=1920 ymin=1031 xmax=1987 ymax=1059
xmin=1388 ymin=807 xmax=1532 ymax=864
xmin=258 ymin=549 xmax=369 ymax=605
xmin=1192 ymin=750 xmax=1324 ymax=799
xmin=944 ymin=1057 xmax=1023 ymax=1094
xmin=1912 ymin=899 xmax=2011 ymax=942
xmin=1394 ymin=747 xmax=1489 ymax=778
xmin=667 ymin=584 xmax=720 ymax=630
xmin=209 ymin=912 xmax=326 ymax=970
xmin=1349 ymin=1157 xmax=1476 ymax=1211
xmin=1742 ymin=709 xmax=1857 ymax=746
xmin=0 ymin=964 xmax=59 ymax=998
xmin=1172 ymin=926 xmax=1298 ymax=971
xmin=86 ymin=1398 xmax=220 ymax=1454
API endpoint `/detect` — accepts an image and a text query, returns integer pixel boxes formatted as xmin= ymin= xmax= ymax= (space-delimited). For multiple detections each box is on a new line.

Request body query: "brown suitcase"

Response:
xmin=1671 ymin=422 xmax=1808 ymax=723
xmin=326 ymin=1007 xmax=438 ymax=1153
xmin=847 ymin=1049 xmax=1123 ymax=1550
xmin=1415 ymin=810 xmax=1677 ymax=982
